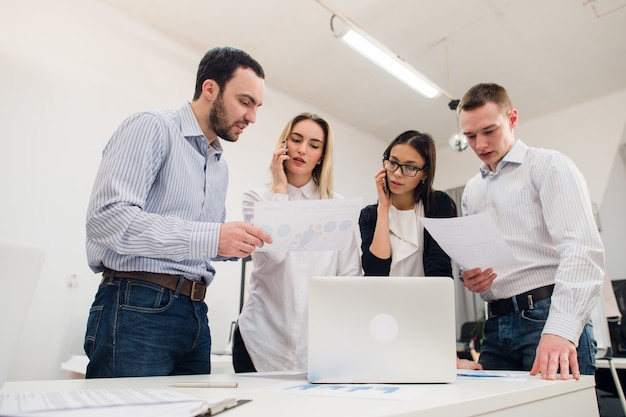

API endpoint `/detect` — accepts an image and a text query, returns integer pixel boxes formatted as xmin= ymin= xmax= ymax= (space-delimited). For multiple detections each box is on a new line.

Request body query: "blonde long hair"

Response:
xmin=272 ymin=113 xmax=334 ymax=199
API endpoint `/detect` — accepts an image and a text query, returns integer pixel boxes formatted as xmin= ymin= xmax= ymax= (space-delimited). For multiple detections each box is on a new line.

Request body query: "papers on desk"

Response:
xmin=253 ymin=198 xmax=362 ymax=252
xmin=256 ymin=381 xmax=426 ymax=401
xmin=59 ymin=355 xmax=89 ymax=376
xmin=0 ymin=388 xmax=241 ymax=416
xmin=418 ymin=213 xmax=515 ymax=270
xmin=456 ymin=369 xmax=530 ymax=381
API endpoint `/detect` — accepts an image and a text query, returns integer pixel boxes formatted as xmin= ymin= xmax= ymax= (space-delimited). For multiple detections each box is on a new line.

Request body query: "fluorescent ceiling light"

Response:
xmin=337 ymin=26 xmax=441 ymax=99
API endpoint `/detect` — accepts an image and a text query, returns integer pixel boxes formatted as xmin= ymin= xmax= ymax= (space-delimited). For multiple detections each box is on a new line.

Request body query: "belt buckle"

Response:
xmin=190 ymin=281 xmax=205 ymax=302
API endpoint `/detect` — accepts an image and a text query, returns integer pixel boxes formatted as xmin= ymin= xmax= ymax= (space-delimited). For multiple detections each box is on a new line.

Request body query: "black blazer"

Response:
xmin=358 ymin=190 xmax=456 ymax=277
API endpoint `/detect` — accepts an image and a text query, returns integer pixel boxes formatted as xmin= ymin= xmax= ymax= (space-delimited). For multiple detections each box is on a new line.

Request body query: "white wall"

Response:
xmin=1 ymin=0 xmax=624 ymax=381
xmin=598 ymin=133 xmax=626 ymax=281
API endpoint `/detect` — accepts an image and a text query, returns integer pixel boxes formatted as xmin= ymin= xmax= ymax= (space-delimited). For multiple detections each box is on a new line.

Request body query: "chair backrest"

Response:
xmin=0 ymin=241 xmax=46 ymax=387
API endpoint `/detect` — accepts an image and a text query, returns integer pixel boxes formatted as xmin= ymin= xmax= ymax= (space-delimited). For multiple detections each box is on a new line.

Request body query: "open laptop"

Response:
xmin=0 ymin=241 xmax=46 ymax=386
xmin=307 ymin=275 xmax=456 ymax=383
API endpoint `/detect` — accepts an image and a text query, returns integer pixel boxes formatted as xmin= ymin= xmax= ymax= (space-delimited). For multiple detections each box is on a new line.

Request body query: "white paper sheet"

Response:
xmin=418 ymin=213 xmax=515 ymax=270
xmin=456 ymin=369 xmax=529 ymax=381
xmin=60 ymin=355 xmax=90 ymax=376
xmin=0 ymin=389 xmax=236 ymax=417
xmin=253 ymin=198 xmax=362 ymax=252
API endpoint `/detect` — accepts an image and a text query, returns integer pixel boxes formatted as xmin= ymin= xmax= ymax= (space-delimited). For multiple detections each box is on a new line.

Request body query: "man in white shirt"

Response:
xmin=458 ymin=83 xmax=604 ymax=380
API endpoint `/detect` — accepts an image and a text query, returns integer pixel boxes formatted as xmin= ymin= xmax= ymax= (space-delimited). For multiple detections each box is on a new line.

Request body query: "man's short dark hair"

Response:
xmin=193 ymin=46 xmax=265 ymax=100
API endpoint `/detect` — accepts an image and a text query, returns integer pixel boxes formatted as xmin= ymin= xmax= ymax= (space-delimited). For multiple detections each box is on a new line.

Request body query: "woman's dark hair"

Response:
xmin=383 ymin=130 xmax=440 ymax=212
xmin=193 ymin=46 xmax=265 ymax=100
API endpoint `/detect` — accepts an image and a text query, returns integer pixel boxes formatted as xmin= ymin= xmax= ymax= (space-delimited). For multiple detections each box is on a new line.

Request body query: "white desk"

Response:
xmin=597 ymin=356 xmax=626 ymax=369
xmin=1 ymin=372 xmax=599 ymax=417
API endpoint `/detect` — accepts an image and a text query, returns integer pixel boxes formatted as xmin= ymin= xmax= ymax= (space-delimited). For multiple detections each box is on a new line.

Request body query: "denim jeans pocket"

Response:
xmin=520 ymin=298 xmax=550 ymax=323
xmin=579 ymin=323 xmax=597 ymax=372
xmin=120 ymin=280 xmax=175 ymax=313
xmin=84 ymin=305 xmax=104 ymax=357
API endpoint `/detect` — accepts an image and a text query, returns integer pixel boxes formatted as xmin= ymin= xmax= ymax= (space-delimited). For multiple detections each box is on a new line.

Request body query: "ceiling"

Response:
xmin=97 ymin=0 xmax=626 ymax=148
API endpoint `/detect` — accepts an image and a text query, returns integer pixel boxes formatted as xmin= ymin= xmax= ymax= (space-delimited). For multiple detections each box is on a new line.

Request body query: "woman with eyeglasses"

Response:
xmin=359 ymin=130 xmax=481 ymax=370
xmin=233 ymin=113 xmax=362 ymax=373
xmin=359 ymin=130 xmax=456 ymax=277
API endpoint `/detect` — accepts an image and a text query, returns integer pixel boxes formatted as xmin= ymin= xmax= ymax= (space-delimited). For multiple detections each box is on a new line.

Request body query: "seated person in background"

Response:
xmin=359 ymin=130 xmax=481 ymax=370
xmin=458 ymin=82 xmax=604 ymax=380
xmin=233 ymin=113 xmax=362 ymax=373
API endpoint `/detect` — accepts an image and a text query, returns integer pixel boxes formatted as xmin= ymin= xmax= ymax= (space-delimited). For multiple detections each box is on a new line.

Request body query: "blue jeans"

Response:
xmin=479 ymin=298 xmax=597 ymax=375
xmin=84 ymin=276 xmax=211 ymax=378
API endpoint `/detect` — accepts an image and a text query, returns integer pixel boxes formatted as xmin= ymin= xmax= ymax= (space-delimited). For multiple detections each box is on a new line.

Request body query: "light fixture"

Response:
xmin=448 ymin=131 xmax=468 ymax=152
xmin=316 ymin=0 xmax=451 ymax=99
xmin=447 ymin=99 xmax=468 ymax=152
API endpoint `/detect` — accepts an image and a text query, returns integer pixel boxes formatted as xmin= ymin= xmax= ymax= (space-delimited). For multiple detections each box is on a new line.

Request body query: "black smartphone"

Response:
xmin=383 ymin=174 xmax=390 ymax=196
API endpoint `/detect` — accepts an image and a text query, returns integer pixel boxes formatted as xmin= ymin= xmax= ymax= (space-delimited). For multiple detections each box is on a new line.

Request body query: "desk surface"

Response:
xmin=597 ymin=356 xmax=626 ymax=369
xmin=1 ymin=372 xmax=598 ymax=417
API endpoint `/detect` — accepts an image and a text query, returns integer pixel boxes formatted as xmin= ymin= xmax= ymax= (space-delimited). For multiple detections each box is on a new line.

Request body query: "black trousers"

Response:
xmin=232 ymin=324 xmax=257 ymax=373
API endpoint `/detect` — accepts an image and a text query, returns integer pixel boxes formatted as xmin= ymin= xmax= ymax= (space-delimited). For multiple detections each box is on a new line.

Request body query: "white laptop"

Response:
xmin=308 ymin=275 xmax=456 ymax=384
xmin=0 ymin=241 xmax=46 ymax=386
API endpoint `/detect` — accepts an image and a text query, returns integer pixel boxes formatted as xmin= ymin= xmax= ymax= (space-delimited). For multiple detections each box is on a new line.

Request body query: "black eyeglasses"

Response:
xmin=382 ymin=159 xmax=426 ymax=177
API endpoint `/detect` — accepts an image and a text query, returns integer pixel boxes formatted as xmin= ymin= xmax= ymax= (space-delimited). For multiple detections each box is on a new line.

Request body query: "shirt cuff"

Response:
xmin=190 ymin=221 xmax=221 ymax=259
xmin=542 ymin=311 xmax=584 ymax=347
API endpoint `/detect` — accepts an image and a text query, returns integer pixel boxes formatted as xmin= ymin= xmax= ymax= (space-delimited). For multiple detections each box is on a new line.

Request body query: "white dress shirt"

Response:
xmin=461 ymin=139 xmax=605 ymax=344
xmin=237 ymin=179 xmax=363 ymax=371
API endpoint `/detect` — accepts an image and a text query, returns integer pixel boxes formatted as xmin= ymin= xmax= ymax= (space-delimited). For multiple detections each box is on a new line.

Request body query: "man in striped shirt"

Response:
xmin=84 ymin=47 xmax=272 ymax=378
xmin=458 ymin=83 xmax=604 ymax=381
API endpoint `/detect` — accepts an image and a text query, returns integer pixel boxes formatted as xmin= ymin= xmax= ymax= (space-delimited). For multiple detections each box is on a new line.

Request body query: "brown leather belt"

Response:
xmin=488 ymin=284 xmax=554 ymax=318
xmin=102 ymin=269 xmax=206 ymax=302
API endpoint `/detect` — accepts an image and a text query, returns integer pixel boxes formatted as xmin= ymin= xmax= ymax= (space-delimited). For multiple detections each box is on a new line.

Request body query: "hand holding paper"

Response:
xmin=418 ymin=213 xmax=515 ymax=271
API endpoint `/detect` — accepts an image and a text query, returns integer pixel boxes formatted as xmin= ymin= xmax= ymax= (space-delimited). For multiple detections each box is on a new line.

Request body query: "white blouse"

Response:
xmin=389 ymin=201 xmax=425 ymax=277
xmin=237 ymin=179 xmax=363 ymax=371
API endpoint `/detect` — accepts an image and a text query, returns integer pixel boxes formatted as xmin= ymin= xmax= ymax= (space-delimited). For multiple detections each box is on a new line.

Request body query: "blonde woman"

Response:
xmin=233 ymin=113 xmax=362 ymax=373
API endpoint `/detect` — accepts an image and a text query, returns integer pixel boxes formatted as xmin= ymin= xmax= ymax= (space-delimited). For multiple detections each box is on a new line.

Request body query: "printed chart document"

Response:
xmin=255 ymin=381 xmax=426 ymax=401
xmin=0 ymin=388 xmax=242 ymax=417
xmin=418 ymin=212 xmax=515 ymax=270
xmin=254 ymin=198 xmax=362 ymax=252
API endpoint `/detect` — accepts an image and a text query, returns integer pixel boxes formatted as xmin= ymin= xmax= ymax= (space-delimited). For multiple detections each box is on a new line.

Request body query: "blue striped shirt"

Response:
xmin=86 ymin=102 xmax=227 ymax=283
xmin=461 ymin=139 xmax=605 ymax=344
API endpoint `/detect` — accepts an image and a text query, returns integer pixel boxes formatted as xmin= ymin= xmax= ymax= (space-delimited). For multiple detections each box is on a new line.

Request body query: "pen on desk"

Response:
xmin=169 ymin=382 xmax=239 ymax=388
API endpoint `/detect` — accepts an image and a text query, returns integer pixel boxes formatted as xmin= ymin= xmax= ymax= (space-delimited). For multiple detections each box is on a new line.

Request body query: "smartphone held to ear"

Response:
xmin=383 ymin=175 xmax=390 ymax=196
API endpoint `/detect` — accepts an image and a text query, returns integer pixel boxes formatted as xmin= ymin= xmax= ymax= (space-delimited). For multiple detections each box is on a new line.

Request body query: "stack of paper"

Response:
xmin=0 ymin=388 xmax=240 ymax=417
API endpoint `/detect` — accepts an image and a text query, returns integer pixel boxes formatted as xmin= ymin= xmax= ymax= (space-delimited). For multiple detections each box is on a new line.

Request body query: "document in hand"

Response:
xmin=0 ymin=388 xmax=243 ymax=417
xmin=418 ymin=212 xmax=515 ymax=270
xmin=253 ymin=198 xmax=362 ymax=252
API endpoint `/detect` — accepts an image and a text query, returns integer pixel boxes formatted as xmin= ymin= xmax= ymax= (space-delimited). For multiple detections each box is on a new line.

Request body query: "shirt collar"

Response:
xmin=287 ymin=178 xmax=318 ymax=199
xmin=480 ymin=139 xmax=527 ymax=177
xmin=179 ymin=102 xmax=223 ymax=160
